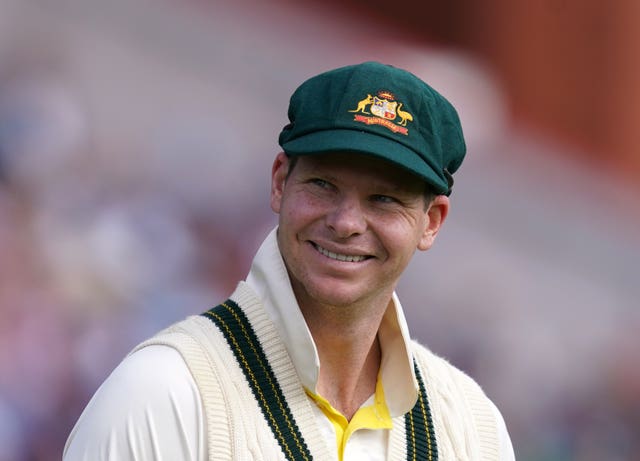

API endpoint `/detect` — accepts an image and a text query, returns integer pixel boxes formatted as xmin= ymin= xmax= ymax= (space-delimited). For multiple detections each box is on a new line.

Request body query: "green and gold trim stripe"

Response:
xmin=203 ymin=299 xmax=437 ymax=461
xmin=202 ymin=300 xmax=313 ymax=461
xmin=405 ymin=363 xmax=438 ymax=460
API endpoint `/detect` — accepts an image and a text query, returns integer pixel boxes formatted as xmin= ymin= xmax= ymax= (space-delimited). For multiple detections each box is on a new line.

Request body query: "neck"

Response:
xmin=301 ymin=299 xmax=389 ymax=421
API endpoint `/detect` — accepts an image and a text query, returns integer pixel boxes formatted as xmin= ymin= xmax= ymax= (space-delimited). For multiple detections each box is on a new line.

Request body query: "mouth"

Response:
xmin=311 ymin=242 xmax=371 ymax=263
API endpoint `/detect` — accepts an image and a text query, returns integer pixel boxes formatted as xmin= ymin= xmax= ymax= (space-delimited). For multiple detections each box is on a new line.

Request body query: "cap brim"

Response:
xmin=281 ymin=129 xmax=449 ymax=194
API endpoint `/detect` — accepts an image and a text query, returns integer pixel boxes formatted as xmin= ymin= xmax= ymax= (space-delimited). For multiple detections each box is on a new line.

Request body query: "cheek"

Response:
xmin=277 ymin=196 xmax=312 ymax=235
xmin=375 ymin=215 xmax=426 ymax=255
xmin=281 ymin=192 xmax=328 ymax=222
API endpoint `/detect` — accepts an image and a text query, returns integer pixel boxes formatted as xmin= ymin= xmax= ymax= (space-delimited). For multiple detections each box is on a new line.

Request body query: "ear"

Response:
xmin=270 ymin=152 xmax=290 ymax=214
xmin=417 ymin=195 xmax=449 ymax=251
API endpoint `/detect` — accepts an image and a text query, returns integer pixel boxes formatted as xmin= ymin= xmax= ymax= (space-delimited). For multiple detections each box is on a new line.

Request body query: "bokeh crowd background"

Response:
xmin=1 ymin=0 xmax=639 ymax=460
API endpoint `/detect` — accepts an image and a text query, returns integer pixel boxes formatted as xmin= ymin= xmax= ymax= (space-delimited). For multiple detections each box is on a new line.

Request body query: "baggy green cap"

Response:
xmin=278 ymin=61 xmax=466 ymax=195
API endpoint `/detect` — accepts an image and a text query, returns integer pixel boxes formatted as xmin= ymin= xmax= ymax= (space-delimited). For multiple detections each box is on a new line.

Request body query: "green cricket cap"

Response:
xmin=278 ymin=61 xmax=466 ymax=195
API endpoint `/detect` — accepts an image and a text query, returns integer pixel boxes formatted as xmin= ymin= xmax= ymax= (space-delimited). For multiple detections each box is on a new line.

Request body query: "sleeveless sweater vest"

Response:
xmin=133 ymin=283 xmax=500 ymax=460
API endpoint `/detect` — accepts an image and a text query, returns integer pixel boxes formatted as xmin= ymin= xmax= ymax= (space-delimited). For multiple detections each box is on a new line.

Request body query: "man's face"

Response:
xmin=270 ymin=152 xmax=448 ymax=311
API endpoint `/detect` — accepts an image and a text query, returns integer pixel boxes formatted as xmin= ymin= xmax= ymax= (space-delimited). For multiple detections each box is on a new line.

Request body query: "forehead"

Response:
xmin=293 ymin=152 xmax=426 ymax=190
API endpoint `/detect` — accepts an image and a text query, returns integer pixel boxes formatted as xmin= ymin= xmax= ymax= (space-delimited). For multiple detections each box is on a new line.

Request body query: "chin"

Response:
xmin=299 ymin=280 xmax=374 ymax=309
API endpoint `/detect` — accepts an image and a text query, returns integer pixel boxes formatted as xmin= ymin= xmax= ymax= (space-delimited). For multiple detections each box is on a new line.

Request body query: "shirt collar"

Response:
xmin=245 ymin=227 xmax=418 ymax=417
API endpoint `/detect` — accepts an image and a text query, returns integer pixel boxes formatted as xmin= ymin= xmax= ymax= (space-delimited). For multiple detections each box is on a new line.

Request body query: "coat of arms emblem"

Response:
xmin=348 ymin=91 xmax=413 ymax=134
xmin=371 ymin=97 xmax=398 ymax=120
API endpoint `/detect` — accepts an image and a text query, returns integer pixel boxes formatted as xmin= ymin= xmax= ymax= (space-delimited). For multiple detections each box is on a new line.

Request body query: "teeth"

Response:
xmin=314 ymin=244 xmax=367 ymax=262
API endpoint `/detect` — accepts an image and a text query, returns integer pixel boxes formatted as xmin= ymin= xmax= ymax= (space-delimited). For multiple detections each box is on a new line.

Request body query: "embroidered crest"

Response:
xmin=371 ymin=96 xmax=398 ymax=120
xmin=348 ymin=91 xmax=413 ymax=135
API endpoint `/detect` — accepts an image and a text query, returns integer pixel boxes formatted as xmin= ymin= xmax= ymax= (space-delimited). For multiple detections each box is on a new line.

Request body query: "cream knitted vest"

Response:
xmin=133 ymin=282 xmax=500 ymax=460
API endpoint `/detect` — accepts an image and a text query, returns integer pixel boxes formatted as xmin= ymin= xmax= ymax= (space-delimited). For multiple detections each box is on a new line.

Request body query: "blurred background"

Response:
xmin=0 ymin=0 xmax=639 ymax=459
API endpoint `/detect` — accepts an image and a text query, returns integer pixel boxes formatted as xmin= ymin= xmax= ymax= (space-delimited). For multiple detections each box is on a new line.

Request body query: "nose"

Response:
xmin=325 ymin=194 xmax=367 ymax=238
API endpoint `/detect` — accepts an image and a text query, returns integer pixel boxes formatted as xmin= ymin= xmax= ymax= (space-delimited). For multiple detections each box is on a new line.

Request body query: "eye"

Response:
xmin=370 ymin=194 xmax=398 ymax=204
xmin=310 ymin=178 xmax=332 ymax=189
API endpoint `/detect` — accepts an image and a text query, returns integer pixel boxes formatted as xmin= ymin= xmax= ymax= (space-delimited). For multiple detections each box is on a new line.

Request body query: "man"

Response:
xmin=64 ymin=62 xmax=515 ymax=460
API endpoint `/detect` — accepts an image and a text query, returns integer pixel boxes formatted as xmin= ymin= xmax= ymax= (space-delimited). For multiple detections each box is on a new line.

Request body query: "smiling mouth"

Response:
xmin=311 ymin=242 xmax=370 ymax=263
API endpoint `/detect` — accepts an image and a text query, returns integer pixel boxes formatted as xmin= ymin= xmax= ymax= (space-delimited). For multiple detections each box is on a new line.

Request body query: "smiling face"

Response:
xmin=270 ymin=152 xmax=449 ymax=313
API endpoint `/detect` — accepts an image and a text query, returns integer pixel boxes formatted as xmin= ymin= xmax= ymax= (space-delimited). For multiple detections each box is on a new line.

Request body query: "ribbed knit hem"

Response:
xmin=230 ymin=282 xmax=333 ymax=460
xmin=409 ymin=341 xmax=501 ymax=460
